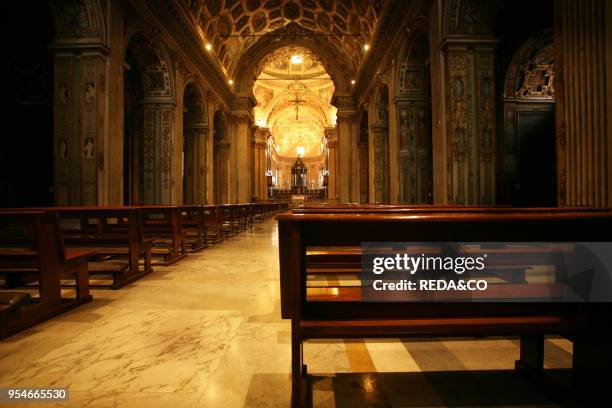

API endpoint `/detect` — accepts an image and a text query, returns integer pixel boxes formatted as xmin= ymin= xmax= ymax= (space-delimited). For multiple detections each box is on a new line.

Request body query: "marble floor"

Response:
xmin=0 ymin=220 xmax=575 ymax=407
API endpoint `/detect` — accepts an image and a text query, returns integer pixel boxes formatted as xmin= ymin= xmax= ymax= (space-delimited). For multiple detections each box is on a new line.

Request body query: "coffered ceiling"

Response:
xmin=180 ymin=0 xmax=388 ymax=78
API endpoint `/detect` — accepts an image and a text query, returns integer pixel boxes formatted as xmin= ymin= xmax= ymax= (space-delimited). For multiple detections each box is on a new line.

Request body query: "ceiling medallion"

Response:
xmin=256 ymin=45 xmax=323 ymax=76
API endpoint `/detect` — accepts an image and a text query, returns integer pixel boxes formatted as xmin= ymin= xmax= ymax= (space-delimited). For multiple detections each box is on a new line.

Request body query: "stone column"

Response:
xmin=334 ymin=93 xmax=358 ymax=203
xmin=141 ymin=100 xmax=175 ymax=204
xmin=252 ymin=127 xmax=270 ymax=201
xmin=230 ymin=94 xmax=254 ymax=203
xmin=555 ymin=0 xmax=610 ymax=206
xmin=229 ymin=114 xmax=252 ymax=203
xmin=53 ymin=45 xmax=109 ymax=206
xmin=441 ymin=39 xmax=497 ymax=205
xmin=324 ymin=128 xmax=338 ymax=201
xmin=206 ymin=100 xmax=218 ymax=205
xmin=429 ymin=0 xmax=448 ymax=204
xmin=105 ymin=0 xmax=124 ymax=205
xmin=196 ymin=127 xmax=208 ymax=204
xmin=184 ymin=124 xmax=208 ymax=204
xmin=215 ymin=140 xmax=230 ymax=204
xmin=370 ymin=124 xmax=390 ymax=203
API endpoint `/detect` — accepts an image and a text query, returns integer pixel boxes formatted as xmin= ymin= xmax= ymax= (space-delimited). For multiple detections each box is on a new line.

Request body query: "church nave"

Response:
xmin=0 ymin=220 xmax=574 ymax=408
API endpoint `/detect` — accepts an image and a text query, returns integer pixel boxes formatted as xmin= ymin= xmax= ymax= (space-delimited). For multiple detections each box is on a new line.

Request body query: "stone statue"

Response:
xmin=84 ymin=137 xmax=95 ymax=159
xmin=85 ymin=82 xmax=95 ymax=103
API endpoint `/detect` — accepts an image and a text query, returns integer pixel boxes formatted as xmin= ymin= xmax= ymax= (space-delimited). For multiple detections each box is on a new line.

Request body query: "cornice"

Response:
xmin=353 ymin=0 xmax=418 ymax=101
xmin=50 ymin=42 xmax=111 ymax=56
xmin=440 ymin=37 xmax=500 ymax=50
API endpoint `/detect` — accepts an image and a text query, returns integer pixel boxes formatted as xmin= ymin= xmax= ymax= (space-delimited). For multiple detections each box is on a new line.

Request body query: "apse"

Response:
xmin=253 ymin=46 xmax=335 ymax=194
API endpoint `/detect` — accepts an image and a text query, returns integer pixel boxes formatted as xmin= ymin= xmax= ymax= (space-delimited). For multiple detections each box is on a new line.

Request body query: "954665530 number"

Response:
xmin=0 ymin=387 xmax=69 ymax=402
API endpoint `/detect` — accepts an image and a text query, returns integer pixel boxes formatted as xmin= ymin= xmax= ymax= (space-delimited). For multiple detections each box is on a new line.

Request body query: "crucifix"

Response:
xmin=284 ymin=81 xmax=310 ymax=121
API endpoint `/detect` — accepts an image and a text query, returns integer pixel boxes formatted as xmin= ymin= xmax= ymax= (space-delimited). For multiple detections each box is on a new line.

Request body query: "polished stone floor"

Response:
xmin=0 ymin=220 xmax=574 ymax=407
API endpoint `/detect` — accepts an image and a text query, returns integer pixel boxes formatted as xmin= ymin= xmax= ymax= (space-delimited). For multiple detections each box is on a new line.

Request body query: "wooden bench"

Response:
xmin=53 ymin=207 xmax=153 ymax=289
xmin=180 ymin=205 xmax=208 ymax=252
xmin=252 ymin=203 xmax=266 ymax=223
xmin=220 ymin=205 xmax=239 ymax=238
xmin=0 ymin=211 xmax=93 ymax=338
xmin=253 ymin=201 xmax=288 ymax=221
xmin=236 ymin=204 xmax=250 ymax=231
xmin=277 ymin=206 xmax=612 ymax=406
xmin=203 ymin=205 xmax=224 ymax=244
xmin=139 ymin=206 xmax=188 ymax=265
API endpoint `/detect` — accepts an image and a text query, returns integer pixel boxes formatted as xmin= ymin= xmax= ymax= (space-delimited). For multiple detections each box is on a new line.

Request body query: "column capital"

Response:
xmin=440 ymin=37 xmax=499 ymax=51
xmin=185 ymin=123 xmax=209 ymax=135
xmin=324 ymin=127 xmax=337 ymax=142
xmin=253 ymin=127 xmax=271 ymax=143
xmin=333 ymin=92 xmax=355 ymax=112
xmin=370 ymin=124 xmax=388 ymax=133
xmin=231 ymin=92 xmax=255 ymax=124
xmin=50 ymin=42 xmax=110 ymax=58
xmin=141 ymin=97 xmax=176 ymax=107
xmin=230 ymin=110 xmax=254 ymax=124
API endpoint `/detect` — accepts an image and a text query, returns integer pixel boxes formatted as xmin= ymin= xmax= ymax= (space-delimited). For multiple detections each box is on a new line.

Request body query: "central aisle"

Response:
xmin=0 ymin=220 xmax=572 ymax=407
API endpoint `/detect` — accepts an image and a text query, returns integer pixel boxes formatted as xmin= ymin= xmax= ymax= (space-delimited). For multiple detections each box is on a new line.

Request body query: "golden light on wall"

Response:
xmin=253 ymin=46 xmax=336 ymax=159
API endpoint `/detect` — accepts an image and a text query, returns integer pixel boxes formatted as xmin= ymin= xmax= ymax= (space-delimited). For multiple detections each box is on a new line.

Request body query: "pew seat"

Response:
xmin=55 ymin=207 xmax=153 ymax=288
xmin=278 ymin=205 xmax=612 ymax=406
xmin=203 ymin=205 xmax=224 ymax=244
xmin=180 ymin=206 xmax=208 ymax=252
xmin=300 ymin=315 xmax=579 ymax=338
xmin=0 ymin=211 xmax=93 ymax=339
xmin=140 ymin=206 xmax=188 ymax=265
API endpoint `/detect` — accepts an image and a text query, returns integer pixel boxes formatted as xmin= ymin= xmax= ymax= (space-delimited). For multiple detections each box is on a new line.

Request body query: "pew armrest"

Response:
xmin=0 ymin=292 xmax=32 ymax=312
xmin=64 ymin=248 xmax=95 ymax=262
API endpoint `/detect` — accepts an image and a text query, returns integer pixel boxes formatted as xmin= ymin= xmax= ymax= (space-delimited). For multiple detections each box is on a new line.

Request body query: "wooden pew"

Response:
xmin=53 ymin=207 xmax=152 ymax=288
xmin=246 ymin=204 xmax=257 ymax=227
xmin=253 ymin=201 xmax=288 ymax=220
xmin=203 ymin=205 xmax=224 ymax=244
xmin=277 ymin=206 xmax=612 ymax=406
xmin=220 ymin=205 xmax=239 ymax=238
xmin=0 ymin=211 xmax=93 ymax=338
xmin=180 ymin=205 xmax=208 ymax=252
xmin=139 ymin=206 xmax=188 ymax=265
xmin=235 ymin=204 xmax=250 ymax=231
xmin=252 ymin=203 xmax=266 ymax=223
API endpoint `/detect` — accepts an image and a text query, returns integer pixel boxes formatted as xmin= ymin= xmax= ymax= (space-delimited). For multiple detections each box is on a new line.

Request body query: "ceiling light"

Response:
xmin=228 ymin=79 xmax=234 ymax=85
xmin=364 ymin=44 xmax=370 ymax=51
xmin=291 ymin=55 xmax=303 ymax=64
xmin=351 ymin=80 xmax=356 ymax=85
xmin=205 ymin=43 xmax=212 ymax=51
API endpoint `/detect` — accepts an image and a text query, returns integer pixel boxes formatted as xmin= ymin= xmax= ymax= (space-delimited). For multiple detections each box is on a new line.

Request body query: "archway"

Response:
xmin=372 ymin=84 xmax=390 ymax=203
xmin=123 ymin=31 xmax=174 ymax=205
xmin=252 ymin=46 xmax=336 ymax=202
xmin=499 ymin=32 xmax=556 ymax=206
xmin=213 ymin=111 xmax=229 ymax=204
xmin=182 ymin=83 xmax=206 ymax=204
xmin=397 ymin=31 xmax=433 ymax=204
xmin=123 ymin=45 xmax=144 ymax=205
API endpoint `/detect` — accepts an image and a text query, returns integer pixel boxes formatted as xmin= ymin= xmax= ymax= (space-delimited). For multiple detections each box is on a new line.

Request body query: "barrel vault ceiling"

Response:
xmin=179 ymin=0 xmax=389 ymax=79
